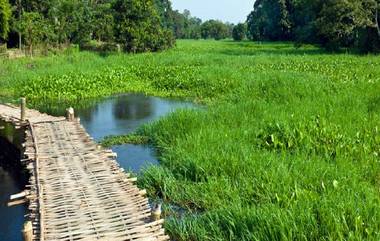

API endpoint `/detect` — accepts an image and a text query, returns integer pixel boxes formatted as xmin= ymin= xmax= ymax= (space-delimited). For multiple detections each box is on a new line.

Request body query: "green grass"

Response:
xmin=100 ymin=134 xmax=150 ymax=147
xmin=1 ymin=40 xmax=380 ymax=240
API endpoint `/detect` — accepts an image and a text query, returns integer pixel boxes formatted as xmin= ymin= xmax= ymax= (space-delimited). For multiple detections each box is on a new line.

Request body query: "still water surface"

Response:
xmin=0 ymin=94 xmax=193 ymax=240
xmin=73 ymin=94 xmax=193 ymax=172
xmin=0 ymin=167 xmax=26 ymax=241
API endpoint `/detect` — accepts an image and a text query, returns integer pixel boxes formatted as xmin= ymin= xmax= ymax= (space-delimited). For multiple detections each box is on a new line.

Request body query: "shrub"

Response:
xmin=232 ymin=23 xmax=247 ymax=41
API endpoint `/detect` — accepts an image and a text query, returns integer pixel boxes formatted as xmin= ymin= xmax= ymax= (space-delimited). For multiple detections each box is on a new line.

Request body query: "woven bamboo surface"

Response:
xmin=0 ymin=104 xmax=169 ymax=241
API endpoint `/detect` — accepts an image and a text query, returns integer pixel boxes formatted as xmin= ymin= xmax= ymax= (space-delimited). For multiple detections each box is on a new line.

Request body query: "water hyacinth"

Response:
xmin=1 ymin=40 xmax=380 ymax=240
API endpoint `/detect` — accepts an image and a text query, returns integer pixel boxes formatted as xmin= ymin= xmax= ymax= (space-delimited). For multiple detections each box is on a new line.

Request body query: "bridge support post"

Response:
xmin=20 ymin=97 xmax=26 ymax=121
xmin=66 ymin=107 xmax=75 ymax=121
xmin=151 ymin=204 xmax=162 ymax=221
xmin=22 ymin=221 xmax=33 ymax=241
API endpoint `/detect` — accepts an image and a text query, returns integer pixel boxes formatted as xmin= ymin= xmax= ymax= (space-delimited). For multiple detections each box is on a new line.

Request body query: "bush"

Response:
xmin=232 ymin=23 xmax=246 ymax=41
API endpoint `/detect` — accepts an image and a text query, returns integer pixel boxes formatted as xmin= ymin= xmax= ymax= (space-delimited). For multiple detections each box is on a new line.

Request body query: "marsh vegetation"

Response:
xmin=1 ymin=40 xmax=380 ymax=240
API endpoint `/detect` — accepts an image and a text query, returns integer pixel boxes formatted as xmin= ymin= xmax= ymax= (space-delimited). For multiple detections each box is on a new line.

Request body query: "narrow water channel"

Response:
xmin=0 ymin=93 xmax=193 ymax=239
xmin=0 ymin=136 xmax=27 ymax=241
xmin=0 ymin=167 xmax=26 ymax=241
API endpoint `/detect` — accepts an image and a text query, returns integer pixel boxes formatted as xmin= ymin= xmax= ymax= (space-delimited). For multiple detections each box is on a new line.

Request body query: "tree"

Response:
xmin=0 ymin=0 xmax=12 ymax=41
xmin=290 ymin=0 xmax=322 ymax=44
xmin=172 ymin=10 xmax=186 ymax=38
xmin=247 ymin=0 xmax=292 ymax=41
xmin=201 ymin=20 xmax=230 ymax=40
xmin=112 ymin=0 xmax=174 ymax=52
xmin=357 ymin=0 xmax=380 ymax=52
xmin=15 ymin=12 xmax=44 ymax=55
xmin=232 ymin=23 xmax=247 ymax=41
xmin=316 ymin=0 xmax=376 ymax=49
xmin=92 ymin=3 xmax=114 ymax=42
xmin=246 ymin=1 xmax=266 ymax=41
xmin=246 ymin=0 xmax=380 ymax=52
xmin=47 ymin=0 xmax=78 ymax=45
xmin=186 ymin=16 xmax=202 ymax=39
xmin=70 ymin=1 xmax=94 ymax=44
xmin=154 ymin=0 xmax=174 ymax=30
xmin=170 ymin=9 xmax=203 ymax=39
xmin=4 ymin=0 xmax=177 ymax=53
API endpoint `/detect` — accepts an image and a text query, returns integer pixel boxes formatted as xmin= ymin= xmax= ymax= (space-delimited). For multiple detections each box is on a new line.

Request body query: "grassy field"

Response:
xmin=1 ymin=40 xmax=380 ymax=240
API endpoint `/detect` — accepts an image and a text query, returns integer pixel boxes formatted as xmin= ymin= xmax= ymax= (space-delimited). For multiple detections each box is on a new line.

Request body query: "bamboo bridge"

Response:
xmin=0 ymin=99 xmax=169 ymax=241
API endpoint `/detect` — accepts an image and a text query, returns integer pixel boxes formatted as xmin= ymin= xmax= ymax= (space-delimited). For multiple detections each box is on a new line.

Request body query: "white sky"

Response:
xmin=171 ymin=0 xmax=255 ymax=24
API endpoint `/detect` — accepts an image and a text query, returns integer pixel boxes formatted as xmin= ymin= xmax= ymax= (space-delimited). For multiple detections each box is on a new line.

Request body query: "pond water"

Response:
xmin=0 ymin=93 xmax=194 ymax=240
xmin=0 ymin=167 xmax=26 ymax=241
xmin=70 ymin=94 xmax=194 ymax=172
xmin=0 ymin=135 xmax=27 ymax=241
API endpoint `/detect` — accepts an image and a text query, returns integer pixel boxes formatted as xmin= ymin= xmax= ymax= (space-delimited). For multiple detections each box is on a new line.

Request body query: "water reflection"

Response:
xmin=76 ymin=94 xmax=193 ymax=172
xmin=114 ymin=94 xmax=153 ymax=120
xmin=42 ymin=93 xmax=194 ymax=171
xmin=112 ymin=145 xmax=158 ymax=173
xmin=0 ymin=137 xmax=27 ymax=241
xmin=0 ymin=167 xmax=26 ymax=241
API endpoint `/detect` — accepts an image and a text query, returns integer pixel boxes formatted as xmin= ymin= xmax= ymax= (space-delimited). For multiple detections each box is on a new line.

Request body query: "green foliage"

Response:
xmin=232 ymin=23 xmax=247 ymax=41
xmin=14 ymin=63 xmax=201 ymax=102
xmin=2 ymin=40 xmax=380 ymax=239
xmin=5 ymin=0 xmax=175 ymax=53
xmin=316 ymin=0 xmax=377 ymax=50
xmin=137 ymin=42 xmax=380 ymax=240
xmin=101 ymin=134 xmax=150 ymax=147
xmin=154 ymin=0 xmax=174 ymax=30
xmin=247 ymin=0 xmax=292 ymax=41
xmin=201 ymin=20 xmax=231 ymax=40
xmin=92 ymin=3 xmax=115 ymax=42
xmin=0 ymin=0 xmax=11 ymax=40
xmin=112 ymin=0 xmax=174 ymax=52
xmin=257 ymin=118 xmax=380 ymax=160
xmin=247 ymin=0 xmax=380 ymax=52
xmin=170 ymin=9 xmax=207 ymax=40
xmin=15 ymin=12 xmax=45 ymax=55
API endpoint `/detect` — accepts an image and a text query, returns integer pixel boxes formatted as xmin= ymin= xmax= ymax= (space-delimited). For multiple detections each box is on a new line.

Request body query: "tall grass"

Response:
xmin=1 ymin=40 xmax=380 ymax=240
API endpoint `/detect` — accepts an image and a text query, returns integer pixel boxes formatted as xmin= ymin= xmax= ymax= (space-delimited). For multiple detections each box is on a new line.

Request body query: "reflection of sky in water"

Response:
xmin=112 ymin=145 xmax=158 ymax=173
xmin=74 ymin=94 xmax=194 ymax=172
xmin=77 ymin=94 xmax=193 ymax=141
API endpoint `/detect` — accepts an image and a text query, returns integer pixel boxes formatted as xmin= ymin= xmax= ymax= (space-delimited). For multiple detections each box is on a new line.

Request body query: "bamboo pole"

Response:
xmin=152 ymin=204 xmax=162 ymax=221
xmin=10 ymin=190 xmax=28 ymax=200
xmin=8 ymin=198 xmax=27 ymax=207
xmin=66 ymin=107 xmax=75 ymax=121
xmin=22 ymin=221 xmax=33 ymax=241
xmin=21 ymin=97 xmax=26 ymax=121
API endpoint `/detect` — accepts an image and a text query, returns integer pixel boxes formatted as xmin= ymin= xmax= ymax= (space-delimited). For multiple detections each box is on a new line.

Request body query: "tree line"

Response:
xmin=0 ymin=0 xmax=176 ymax=54
xmin=247 ymin=0 xmax=380 ymax=52
xmin=154 ymin=2 xmax=235 ymax=41
xmin=0 ymin=0 xmax=239 ymax=55
xmin=4 ymin=0 xmax=375 ymax=54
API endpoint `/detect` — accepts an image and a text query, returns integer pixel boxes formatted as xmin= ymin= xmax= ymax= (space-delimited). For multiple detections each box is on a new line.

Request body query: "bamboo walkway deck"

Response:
xmin=0 ymin=103 xmax=169 ymax=241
